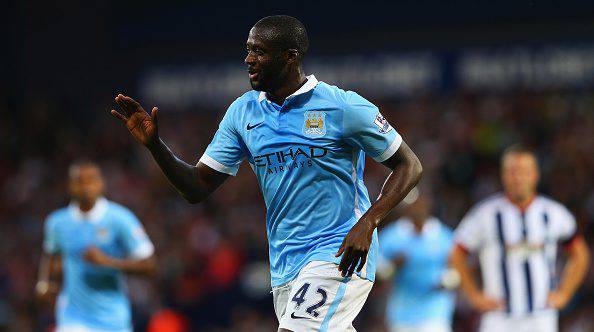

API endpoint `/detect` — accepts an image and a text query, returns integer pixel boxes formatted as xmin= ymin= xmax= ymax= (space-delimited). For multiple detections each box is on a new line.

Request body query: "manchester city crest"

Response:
xmin=303 ymin=111 xmax=326 ymax=137
xmin=96 ymin=227 xmax=110 ymax=242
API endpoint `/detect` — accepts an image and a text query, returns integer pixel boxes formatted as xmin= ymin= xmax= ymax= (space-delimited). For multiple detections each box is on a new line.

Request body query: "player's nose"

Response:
xmin=244 ymin=53 xmax=256 ymax=65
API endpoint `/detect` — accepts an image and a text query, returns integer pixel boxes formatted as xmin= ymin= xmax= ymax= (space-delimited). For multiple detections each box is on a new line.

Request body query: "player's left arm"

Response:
xmin=547 ymin=235 xmax=590 ymax=309
xmin=84 ymin=210 xmax=156 ymax=276
xmin=337 ymin=142 xmax=422 ymax=277
xmin=84 ymin=247 xmax=156 ymax=276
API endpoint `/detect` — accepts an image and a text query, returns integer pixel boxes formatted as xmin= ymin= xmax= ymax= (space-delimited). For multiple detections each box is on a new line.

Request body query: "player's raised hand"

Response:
xmin=111 ymin=94 xmax=159 ymax=147
xmin=35 ymin=280 xmax=59 ymax=303
xmin=336 ymin=217 xmax=375 ymax=278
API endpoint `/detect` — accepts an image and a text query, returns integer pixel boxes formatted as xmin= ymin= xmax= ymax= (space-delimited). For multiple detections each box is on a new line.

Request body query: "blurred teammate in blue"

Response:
xmin=110 ymin=15 xmax=422 ymax=331
xmin=36 ymin=161 xmax=156 ymax=332
xmin=379 ymin=191 xmax=458 ymax=332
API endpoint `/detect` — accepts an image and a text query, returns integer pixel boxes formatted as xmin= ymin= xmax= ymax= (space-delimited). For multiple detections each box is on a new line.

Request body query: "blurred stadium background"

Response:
xmin=1 ymin=1 xmax=594 ymax=331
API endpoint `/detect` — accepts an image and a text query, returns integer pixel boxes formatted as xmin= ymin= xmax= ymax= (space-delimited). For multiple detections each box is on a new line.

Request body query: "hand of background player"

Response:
xmin=546 ymin=289 xmax=571 ymax=309
xmin=468 ymin=291 xmax=504 ymax=313
xmin=83 ymin=246 xmax=112 ymax=267
xmin=336 ymin=217 xmax=375 ymax=278
xmin=111 ymin=94 xmax=159 ymax=147
xmin=35 ymin=280 xmax=59 ymax=304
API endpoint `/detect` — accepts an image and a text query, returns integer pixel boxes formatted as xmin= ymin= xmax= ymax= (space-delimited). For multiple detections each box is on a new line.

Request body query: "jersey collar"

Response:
xmin=258 ymin=74 xmax=318 ymax=103
xmin=69 ymin=197 xmax=108 ymax=223
xmin=504 ymin=193 xmax=538 ymax=213
xmin=401 ymin=216 xmax=441 ymax=237
xmin=421 ymin=217 xmax=441 ymax=237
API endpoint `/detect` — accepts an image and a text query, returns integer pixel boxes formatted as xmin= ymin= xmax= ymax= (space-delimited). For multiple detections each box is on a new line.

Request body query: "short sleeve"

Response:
xmin=441 ymin=225 xmax=455 ymax=248
xmin=551 ymin=204 xmax=577 ymax=242
xmin=43 ymin=215 xmax=60 ymax=255
xmin=379 ymin=224 xmax=406 ymax=260
xmin=454 ymin=208 xmax=484 ymax=252
xmin=342 ymin=91 xmax=403 ymax=162
xmin=199 ymin=101 xmax=246 ymax=176
xmin=118 ymin=210 xmax=154 ymax=260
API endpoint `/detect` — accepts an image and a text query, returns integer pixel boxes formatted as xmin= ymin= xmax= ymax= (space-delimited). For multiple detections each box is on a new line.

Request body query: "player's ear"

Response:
xmin=285 ymin=48 xmax=299 ymax=64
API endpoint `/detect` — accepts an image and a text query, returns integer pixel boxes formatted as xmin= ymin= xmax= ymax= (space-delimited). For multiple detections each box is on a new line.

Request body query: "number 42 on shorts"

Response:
xmin=291 ymin=283 xmax=327 ymax=318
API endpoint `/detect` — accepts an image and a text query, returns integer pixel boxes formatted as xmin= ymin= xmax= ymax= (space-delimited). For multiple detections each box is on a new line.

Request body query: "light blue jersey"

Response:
xmin=200 ymin=75 xmax=403 ymax=287
xmin=379 ymin=217 xmax=455 ymax=328
xmin=43 ymin=198 xmax=154 ymax=331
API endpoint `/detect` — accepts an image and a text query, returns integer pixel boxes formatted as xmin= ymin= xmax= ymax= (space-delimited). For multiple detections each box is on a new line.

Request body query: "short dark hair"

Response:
xmin=502 ymin=144 xmax=536 ymax=156
xmin=68 ymin=160 xmax=101 ymax=179
xmin=253 ymin=15 xmax=309 ymax=56
xmin=501 ymin=144 xmax=538 ymax=163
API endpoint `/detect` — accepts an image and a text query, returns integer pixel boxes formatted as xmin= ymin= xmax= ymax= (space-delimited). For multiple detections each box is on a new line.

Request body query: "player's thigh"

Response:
xmin=278 ymin=262 xmax=373 ymax=332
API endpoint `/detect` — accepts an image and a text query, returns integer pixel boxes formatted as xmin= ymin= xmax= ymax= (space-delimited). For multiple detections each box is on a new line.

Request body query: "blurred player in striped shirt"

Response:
xmin=450 ymin=145 xmax=589 ymax=332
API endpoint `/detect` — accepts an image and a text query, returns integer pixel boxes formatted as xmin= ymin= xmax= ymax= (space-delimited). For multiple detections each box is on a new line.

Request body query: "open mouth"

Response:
xmin=248 ymin=69 xmax=259 ymax=81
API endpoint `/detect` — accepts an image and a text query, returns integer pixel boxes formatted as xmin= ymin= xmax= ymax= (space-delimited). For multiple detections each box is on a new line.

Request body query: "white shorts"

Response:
xmin=272 ymin=260 xmax=373 ymax=332
xmin=480 ymin=311 xmax=557 ymax=332
xmin=391 ymin=322 xmax=452 ymax=332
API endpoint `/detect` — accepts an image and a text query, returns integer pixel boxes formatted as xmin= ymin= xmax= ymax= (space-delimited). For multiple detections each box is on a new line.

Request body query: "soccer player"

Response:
xmin=36 ymin=161 xmax=156 ymax=332
xmin=110 ymin=15 xmax=422 ymax=332
xmin=379 ymin=192 xmax=456 ymax=332
xmin=450 ymin=145 xmax=590 ymax=332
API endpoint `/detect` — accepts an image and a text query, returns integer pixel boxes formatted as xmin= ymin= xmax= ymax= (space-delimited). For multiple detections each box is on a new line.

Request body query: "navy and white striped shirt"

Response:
xmin=454 ymin=193 xmax=576 ymax=316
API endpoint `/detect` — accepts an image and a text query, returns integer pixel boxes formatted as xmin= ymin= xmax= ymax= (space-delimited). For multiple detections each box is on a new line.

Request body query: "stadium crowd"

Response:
xmin=1 ymin=88 xmax=593 ymax=331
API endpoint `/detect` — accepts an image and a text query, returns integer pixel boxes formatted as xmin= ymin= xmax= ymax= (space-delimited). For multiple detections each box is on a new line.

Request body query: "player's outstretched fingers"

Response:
xmin=335 ymin=242 xmax=346 ymax=258
xmin=151 ymin=107 xmax=159 ymax=123
xmin=123 ymin=96 xmax=143 ymax=111
xmin=115 ymin=94 xmax=132 ymax=116
xmin=111 ymin=109 xmax=128 ymax=123
xmin=356 ymin=253 xmax=367 ymax=273
xmin=338 ymin=249 xmax=353 ymax=276
xmin=346 ymin=253 xmax=360 ymax=277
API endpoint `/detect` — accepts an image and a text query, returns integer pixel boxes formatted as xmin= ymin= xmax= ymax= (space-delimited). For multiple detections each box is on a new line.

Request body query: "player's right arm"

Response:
xmin=36 ymin=253 xmax=61 ymax=302
xmin=450 ymin=208 xmax=503 ymax=312
xmin=111 ymin=94 xmax=229 ymax=203
xmin=450 ymin=245 xmax=501 ymax=312
xmin=36 ymin=215 xmax=63 ymax=303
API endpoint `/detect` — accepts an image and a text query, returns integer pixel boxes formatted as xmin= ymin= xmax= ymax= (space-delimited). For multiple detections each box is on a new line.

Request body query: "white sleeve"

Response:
xmin=454 ymin=207 xmax=484 ymax=252
xmin=119 ymin=209 xmax=155 ymax=260
xmin=551 ymin=204 xmax=577 ymax=242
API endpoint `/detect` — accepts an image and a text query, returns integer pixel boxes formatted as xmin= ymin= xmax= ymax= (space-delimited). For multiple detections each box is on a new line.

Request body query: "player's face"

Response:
xmin=407 ymin=195 xmax=431 ymax=222
xmin=245 ymin=27 xmax=288 ymax=92
xmin=69 ymin=165 xmax=104 ymax=204
xmin=501 ymin=153 xmax=539 ymax=202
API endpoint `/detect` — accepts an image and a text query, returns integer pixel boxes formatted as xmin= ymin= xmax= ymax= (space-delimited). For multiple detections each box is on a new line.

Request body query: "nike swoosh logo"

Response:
xmin=290 ymin=312 xmax=308 ymax=320
xmin=246 ymin=122 xmax=264 ymax=130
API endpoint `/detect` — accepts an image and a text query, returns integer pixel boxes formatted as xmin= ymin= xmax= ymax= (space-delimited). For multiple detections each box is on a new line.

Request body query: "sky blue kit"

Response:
xmin=200 ymin=75 xmax=403 ymax=287
xmin=44 ymin=198 xmax=154 ymax=331
xmin=379 ymin=218 xmax=455 ymax=327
